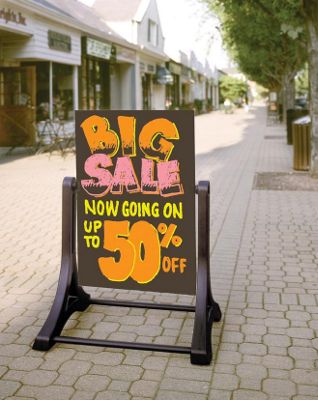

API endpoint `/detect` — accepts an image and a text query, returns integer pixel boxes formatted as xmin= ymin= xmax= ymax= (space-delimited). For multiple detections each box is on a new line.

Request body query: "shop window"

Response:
xmin=0 ymin=66 xmax=36 ymax=147
xmin=22 ymin=61 xmax=74 ymax=121
xmin=142 ymin=73 xmax=152 ymax=110
xmin=165 ymin=74 xmax=180 ymax=109
xmin=53 ymin=63 xmax=73 ymax=121
xmin=181 ymin=83 xmax=190 ymax=106
xmin=0 ymin=69 xmax=30 ymax=107
xmin=22 ymin=61 xmax=50 ymax=121
xmin=81 ymin=57 xmax=110 ymax=110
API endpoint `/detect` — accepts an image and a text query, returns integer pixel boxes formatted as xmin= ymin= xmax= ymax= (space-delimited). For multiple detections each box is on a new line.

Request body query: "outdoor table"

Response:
xmin=35 ymin=119 xmax=75 ymax=156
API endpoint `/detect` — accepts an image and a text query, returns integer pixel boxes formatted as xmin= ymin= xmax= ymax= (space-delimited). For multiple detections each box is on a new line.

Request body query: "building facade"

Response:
xmin=0 ymin=0 xmax=220 ymax=149
xmin=0 ymin=0 xmax=82 ymax=146
xmin=93 ymin=0 xmax=168 ymax=110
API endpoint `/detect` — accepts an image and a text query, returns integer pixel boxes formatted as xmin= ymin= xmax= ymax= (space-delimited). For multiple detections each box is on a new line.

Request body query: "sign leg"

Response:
xmin=191 ymin=181 xmax=222 ymax=365
xmin=33 ymin=177 xmax=220 ymax=365
xmin=33 ymin=177 xmax=90 ymax=351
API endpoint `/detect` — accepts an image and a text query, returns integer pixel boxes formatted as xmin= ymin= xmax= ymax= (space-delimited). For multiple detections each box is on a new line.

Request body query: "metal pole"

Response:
xmin=49 ymin=61 xmax=53 ymax=120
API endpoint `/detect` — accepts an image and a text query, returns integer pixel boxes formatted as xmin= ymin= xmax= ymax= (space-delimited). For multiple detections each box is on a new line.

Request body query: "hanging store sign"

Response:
xmin=181 ymin=66 xmax=191 ymax=78
xmin=147 ymin=64 xmax=155 ymax=73
xmin=0 ymin=8 xmax=26 ymax=26
xmin=116 ymin=45 xmax=135 ymax=63
xmin=75 ymin=110 xmax=196 ymax=295
xmin=86 ymin=37 xmax=112 ymax=60
xmin=155 ymin=66 xmax=173 ymax=85
xmin=168 ymin=62 xmax=181 ymax=76
xmin=48 ymin=30 xmax=71 ymax=52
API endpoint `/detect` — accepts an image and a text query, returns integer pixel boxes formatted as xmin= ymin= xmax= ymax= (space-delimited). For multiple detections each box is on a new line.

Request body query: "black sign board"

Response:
xmin=75 ymin=110 xmax=196 ymax=295
xmin=48 ymin=30 xmax=71 ymax=53
xmin=33 ymin=111 xmax=221 ymax=365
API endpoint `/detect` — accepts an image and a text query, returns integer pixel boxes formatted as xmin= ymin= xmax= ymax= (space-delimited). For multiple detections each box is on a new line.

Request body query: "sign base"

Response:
xmin=33 ymin=177 xmax=221 ymax=365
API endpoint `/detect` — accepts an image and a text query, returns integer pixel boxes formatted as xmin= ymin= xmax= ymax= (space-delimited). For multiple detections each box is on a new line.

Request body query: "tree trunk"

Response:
xmin=282 ymin=73 xmax=295 ymax=124
xmin=304 ymin=1 xmax=318 ymax=176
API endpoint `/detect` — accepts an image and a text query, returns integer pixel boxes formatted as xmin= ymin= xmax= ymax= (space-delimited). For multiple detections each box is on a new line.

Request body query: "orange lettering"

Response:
xmin=139 ymin=118 xmax=179 ymax=161
xmin=129 ymin=221 xmax=161 ymax=283
xmin=98 ymin=220 xmax=135 ymax=281
xmin=81 ymin=115 xmax=119 ymax=156
xmin=118 ymin=116 xmax=136 ymax=157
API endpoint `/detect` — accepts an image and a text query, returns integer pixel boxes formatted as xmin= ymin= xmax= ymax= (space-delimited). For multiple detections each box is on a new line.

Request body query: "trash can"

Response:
xmin=292 ymin=116 xmax=311 ymax=171
xmin=287 ymin=109 xmax=309 ymax=144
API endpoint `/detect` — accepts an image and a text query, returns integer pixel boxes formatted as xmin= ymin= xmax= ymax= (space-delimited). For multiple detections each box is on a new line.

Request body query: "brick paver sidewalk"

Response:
xmin=0 ymin=105 xmax=317 ymax=400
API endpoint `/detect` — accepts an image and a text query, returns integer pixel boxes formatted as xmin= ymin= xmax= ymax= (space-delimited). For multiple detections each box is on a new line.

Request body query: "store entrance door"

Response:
xmin=0 ymin=66 xmax=36 ymax=147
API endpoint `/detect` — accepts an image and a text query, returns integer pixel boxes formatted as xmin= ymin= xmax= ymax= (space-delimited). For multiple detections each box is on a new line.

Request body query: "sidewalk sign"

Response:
xmin=32 ymin=110 xmax=221 ymax=365
xmin=76 ymin=111 xmax=196 ymax=294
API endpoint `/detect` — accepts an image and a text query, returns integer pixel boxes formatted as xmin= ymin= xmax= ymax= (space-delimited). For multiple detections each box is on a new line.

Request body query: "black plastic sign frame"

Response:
xmin=32 ymin=110 xmax=221 ymax=365
xmin=75 ymin=110 xmax=196 ymax=295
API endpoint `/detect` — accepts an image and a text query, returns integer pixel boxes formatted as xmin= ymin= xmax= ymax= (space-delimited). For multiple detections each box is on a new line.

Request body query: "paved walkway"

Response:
xmin=0 ymin=106 xmax=318 ymax=400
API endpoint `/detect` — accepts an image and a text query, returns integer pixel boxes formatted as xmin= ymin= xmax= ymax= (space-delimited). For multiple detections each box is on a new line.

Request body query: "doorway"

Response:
xmin=142 ymin=73 xmax=152 ymax=110
xmin=0 ymin=66 xmax=36 ymax=146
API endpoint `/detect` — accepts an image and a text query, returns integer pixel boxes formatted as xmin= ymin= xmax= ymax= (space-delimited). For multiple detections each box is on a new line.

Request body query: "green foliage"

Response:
xmin=219 ymin=75 xmax=248 ymax=102
xmin=201 ymin=0 xmax=318 ymax=173
xmin=194 ymin=99 xmax=204 ymax=114
xmin=204 ymin=0 xmax=307 ymax=90
xmin=295 ymin=65 xmax=309 ymax=96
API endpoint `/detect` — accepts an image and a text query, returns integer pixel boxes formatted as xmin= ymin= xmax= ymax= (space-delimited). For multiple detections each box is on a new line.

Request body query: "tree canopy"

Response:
xmin=295 ymin=65 xmax=309 ymax=97
xmin=203 ymin=0 xmax=318 ymax=175
xmin=219 ymin=75 xmax=248 ymax=103
xmin=207 ymin=0 xmax=306 ymax=91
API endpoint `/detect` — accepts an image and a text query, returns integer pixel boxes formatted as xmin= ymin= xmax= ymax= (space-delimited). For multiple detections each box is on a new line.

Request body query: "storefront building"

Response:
xmin=140 ymin=59 xmax=154 ymax=109
xmin=49 ymin=0 xmax=138 ymax=112
xmin=0 ymin=5 xmax=35 ymax=147
xmin=138 ymin=54 xmax=168 ymax=110
xmin=191 ymin=70 xmax=206 ymax=113
xmin=0 ymin=1 xmax=81 ymax=147
xmin=135 ymin=3 xmax=168 ymax=111
xmin=80 ymin=37 xmax=137 ymax=111
xmin=165 ymin=61 xmax=181 ymax=109
xmin=212 ymin=76 xmax=220 ymax=110
xmin=180 ymin=65 xmax=194 ymax=108
xmin=111 ymin=44 xmax=137 ymax=110
xmin=92 ymin=0 xmax=167 ymax=110
xmin=203 ymin=62 xmax=219 ymax=111
xmin=80 ymin=36 xmax=114 ymax=110
xmin=206 ymin=78 xmax=213 ymax=111
xmin=1 ymin=0 xmax=221 ymax=150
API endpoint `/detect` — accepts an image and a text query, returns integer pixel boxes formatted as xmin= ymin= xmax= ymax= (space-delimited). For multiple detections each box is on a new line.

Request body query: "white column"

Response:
xmin=213 ymin=86 xmax=217 ymax=109
xmin=212 ymin=86 xmax=215 ymax=109
xmin=49 ymin=61 xmax=53 ymax=119
xmin=120 ymin=64 xmax=134 ymax=110
xmin=73 ymin=65 xmax=79 ymax=111
xmin=216 ymin=85 xmax=220 ymax=109
xmin=135 ymin=54 xmax=142 ymax=109
xmin=150 ymin=75 xmax=153 ymax=110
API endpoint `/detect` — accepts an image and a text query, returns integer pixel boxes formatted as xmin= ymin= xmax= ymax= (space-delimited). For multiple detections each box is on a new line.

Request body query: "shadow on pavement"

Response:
xmin=195 ymin=106 xmax=262 ymax=179
xmin=0 ymin=150 xmax=34 ymax=165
